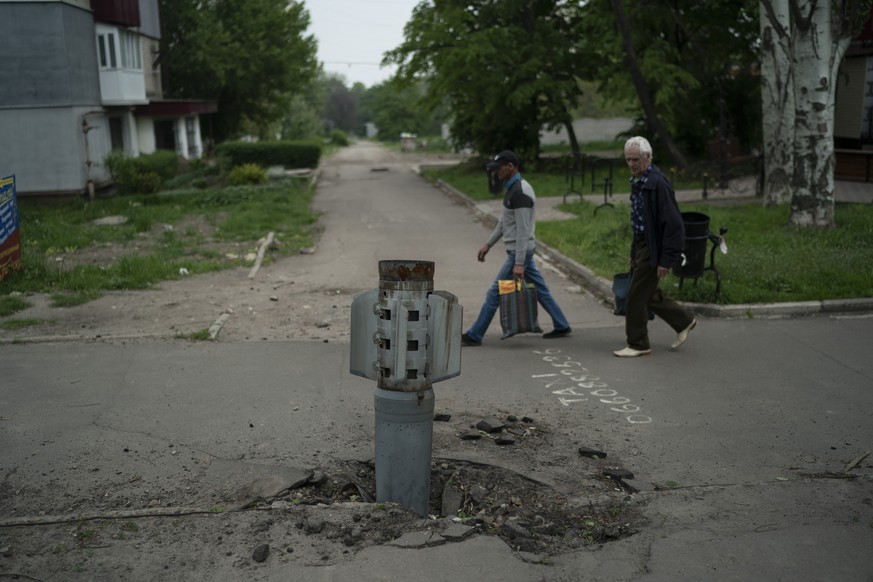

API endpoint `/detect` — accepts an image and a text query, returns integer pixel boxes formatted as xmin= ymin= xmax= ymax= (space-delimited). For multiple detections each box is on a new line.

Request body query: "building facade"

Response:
xmin=0 ymin=0 xmax=216 ymax=197
xmin=834 ymin=11 xmax=873 ymax=182
xmin=835 ymin=13 xmax=873 ymax=149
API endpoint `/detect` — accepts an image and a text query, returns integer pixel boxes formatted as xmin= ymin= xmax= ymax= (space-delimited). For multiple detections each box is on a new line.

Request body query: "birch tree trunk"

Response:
xmin=759 ymin=0 xmax=794 ymax=205
xmin=760 ymin=0 xmax=861 ymax=227
xmin=788 ymin=0 xmax=845 ymax=227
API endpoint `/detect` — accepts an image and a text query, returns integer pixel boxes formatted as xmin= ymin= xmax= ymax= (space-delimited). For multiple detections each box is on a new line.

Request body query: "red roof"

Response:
xmin=860 ymin=11 xmax=873 ymax=42
xmin=91 ymin=0 xmax=140 ymax=28
xmin=134 ymin=100 xmax=219 ymax=117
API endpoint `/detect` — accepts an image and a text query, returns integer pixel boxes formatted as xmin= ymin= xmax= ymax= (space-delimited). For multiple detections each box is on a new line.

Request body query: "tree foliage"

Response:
xmin=159 ymin=0 xmax=319 ymax=141
xmin=323 ymin=75 xmax=360 ymax=133
xmin=580 ymin=0 xmax=760 ymax=165
xmin=281 ymin=94 xmax=325 ymax=140
xmin=384 ymin=0 xmax=592 ymax=162
xmin=358 ymin=79 xmax=442 ymax=141
xmin=384 ymin=0 xmax=764 ymax=166
xmin=280 ymin=71 xmax=331 ymax=140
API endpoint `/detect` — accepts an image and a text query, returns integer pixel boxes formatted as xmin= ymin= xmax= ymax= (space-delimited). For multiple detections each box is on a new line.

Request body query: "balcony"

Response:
xmin=99 ymin=69 xmax=147 ymax=106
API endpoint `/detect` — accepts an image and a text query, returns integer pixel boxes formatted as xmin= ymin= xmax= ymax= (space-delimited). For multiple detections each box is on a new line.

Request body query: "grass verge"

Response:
xmin=0 ymin=295 xmax=31 ymax=316
xmin=1 ymin=179 xmax=318 ymax=311
xmin=0 ymin=318 xmax=49 ymax=331
xmin=425 ymin=166 xmax=873 ymax=305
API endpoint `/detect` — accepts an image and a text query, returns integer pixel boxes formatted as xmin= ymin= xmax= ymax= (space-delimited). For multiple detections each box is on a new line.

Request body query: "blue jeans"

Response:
xmin=465 ymin=249 xmax=570 ymax=343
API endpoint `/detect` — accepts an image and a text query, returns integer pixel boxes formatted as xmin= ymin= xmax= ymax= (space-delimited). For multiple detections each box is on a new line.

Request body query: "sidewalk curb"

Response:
xmin=429 ymin=177 xmax=873 ymax=319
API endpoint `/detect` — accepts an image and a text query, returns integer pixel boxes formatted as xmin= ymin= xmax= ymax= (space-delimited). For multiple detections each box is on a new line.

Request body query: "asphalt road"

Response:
xmin=2 ymin=142 xmax=872 ymax=581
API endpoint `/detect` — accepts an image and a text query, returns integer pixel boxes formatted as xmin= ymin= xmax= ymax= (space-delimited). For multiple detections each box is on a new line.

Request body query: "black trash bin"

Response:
xmin=672 ymin=212 xmax=710 ymax=278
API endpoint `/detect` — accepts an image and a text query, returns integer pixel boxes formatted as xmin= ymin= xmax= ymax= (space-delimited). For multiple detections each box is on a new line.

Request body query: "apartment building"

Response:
xmin=0 ymin=0 xmax=216 ymax=197
xmin=835 ymin=11 xmax=873 ymax=182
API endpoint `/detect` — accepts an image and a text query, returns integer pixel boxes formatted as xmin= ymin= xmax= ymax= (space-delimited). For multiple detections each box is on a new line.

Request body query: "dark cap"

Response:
xmin=486 ymin=150 xmax=520 ymax=170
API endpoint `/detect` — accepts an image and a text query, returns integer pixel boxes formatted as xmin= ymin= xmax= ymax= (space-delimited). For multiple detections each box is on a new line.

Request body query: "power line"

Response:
xmin=323 ymin=61 xmax=385 ymax=67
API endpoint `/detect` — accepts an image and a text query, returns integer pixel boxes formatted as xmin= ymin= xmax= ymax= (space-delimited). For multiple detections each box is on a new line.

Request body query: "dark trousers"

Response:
xmin=626 ymin=237 xmax=694 ymax=350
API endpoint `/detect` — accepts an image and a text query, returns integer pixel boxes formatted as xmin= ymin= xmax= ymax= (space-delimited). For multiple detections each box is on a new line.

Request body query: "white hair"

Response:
xmin=624 ymin=136 xmax=653 ymax=161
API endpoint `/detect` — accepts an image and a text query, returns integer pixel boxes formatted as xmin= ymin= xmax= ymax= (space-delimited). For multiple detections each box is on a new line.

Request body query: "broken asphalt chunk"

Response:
xmin=602 ymin=468 xmax=634 ymax=481
xmin=578 ymin=446 xmax=607 ymax=459
xmin=475 ymin=417 xmax=505 ymax=433
xmin=252 ymin=543 xmax=270 ymax=563
xmin=621 ymin=479 xmax=656 ymax=493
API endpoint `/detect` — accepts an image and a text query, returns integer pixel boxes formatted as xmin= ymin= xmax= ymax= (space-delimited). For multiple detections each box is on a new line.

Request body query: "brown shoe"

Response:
xmin=542 ymin=327 xmax=571 ymax=339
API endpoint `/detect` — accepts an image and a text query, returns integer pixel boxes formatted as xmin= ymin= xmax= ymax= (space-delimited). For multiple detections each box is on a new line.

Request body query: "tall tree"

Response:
xmin=609 ymin=0 xmax=688 ymax=169
xmin=359 ymin=80 xmax=436 ymax=140
xmin=323 ymin=75 xmax=359 ymax=133
xmin=158 ymin=0 xmax=230 ymax=101
xmin=384 ymin=0 xmax=591 ymax=162
xmin=759 ymin=0 xmax=794 ymax=205
xmin=581 ymin=0 xmax=760 ymax=166
xmin=760 ymin=0 xmax=872 ymax=227
xmin=160 ymin=0 xmax=319 ymax=141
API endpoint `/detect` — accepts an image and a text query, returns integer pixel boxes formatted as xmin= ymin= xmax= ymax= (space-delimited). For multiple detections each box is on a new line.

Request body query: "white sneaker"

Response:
xmin=614 ymin=347 xmax=652 ymax=358
xmin=670 ymin=319 xmax=698 ymax=350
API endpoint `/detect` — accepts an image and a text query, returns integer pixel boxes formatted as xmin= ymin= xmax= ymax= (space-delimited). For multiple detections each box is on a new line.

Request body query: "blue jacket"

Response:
xmin=630 ymin=164 xmax=685 ymax=268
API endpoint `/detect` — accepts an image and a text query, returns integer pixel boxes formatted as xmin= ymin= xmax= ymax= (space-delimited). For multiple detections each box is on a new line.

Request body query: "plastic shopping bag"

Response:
xmin=498 ymin=279 xmax=543 ymax=338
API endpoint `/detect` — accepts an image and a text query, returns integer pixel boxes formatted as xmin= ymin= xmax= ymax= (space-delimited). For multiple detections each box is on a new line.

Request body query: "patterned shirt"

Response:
xmin=629 ymin=165 xmax=652 ymax=234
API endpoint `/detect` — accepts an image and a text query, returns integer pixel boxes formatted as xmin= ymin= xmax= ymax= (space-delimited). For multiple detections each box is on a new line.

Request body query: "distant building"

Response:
xmin=0 ymin=0 xmax=217 ymax=197
xmin=539 ymin=118 xmax=634 ymax=146
xmin=835 ymin=11 xmax=873 ymax=148
xmin=834 ymin=9 xmax=873 ymax=182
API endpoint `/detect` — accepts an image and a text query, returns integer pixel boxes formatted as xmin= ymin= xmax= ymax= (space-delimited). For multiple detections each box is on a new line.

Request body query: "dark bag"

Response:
xmin=498 ymin=279 xmax=543 ymax=338
xmin=612 ymin=272 xmax=654 ymax=320
xmin=612 ymin=272 xmax=632 ymax=315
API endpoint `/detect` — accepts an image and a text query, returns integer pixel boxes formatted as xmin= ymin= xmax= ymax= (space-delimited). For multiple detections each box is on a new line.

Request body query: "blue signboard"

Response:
xmin=0 ymin=174 xmax=22 ymax=281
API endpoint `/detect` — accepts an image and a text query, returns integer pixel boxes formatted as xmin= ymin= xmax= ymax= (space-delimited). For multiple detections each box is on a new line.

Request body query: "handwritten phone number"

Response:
xmin=532 ymin=348 xmax=651 ymax=424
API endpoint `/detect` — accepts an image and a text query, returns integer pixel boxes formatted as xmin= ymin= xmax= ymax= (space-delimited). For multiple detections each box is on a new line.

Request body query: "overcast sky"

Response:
xmin=305 ymin=0 xmax=419 ymax=88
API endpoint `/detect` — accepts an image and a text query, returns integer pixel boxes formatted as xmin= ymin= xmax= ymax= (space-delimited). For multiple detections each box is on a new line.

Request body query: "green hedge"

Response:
xmin=133 ymin=150 xmax=179 ymax=181
xmin=215 ymin=140 xmax=322 ymax=169
xmin=330 ymin=130 xmax=350 ymax=146
xmin=104 ymin=150 xmax=179 ymax=194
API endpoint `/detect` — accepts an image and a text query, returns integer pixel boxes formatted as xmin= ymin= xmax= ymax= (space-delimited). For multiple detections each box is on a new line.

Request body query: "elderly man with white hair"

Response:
xmin=615 ymin=136 xmax=697 ymax=357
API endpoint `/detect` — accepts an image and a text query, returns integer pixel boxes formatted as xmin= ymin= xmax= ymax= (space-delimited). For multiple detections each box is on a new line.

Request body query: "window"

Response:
xmin=97 ymin=32 xmax=117 ymax=68
xmin=119 ymin=31 xmax=141 ymax=70
xmin=96 ymin=30 xmax=141 ymax=70
xmin=97 ymin=36 xmax=107 ymax=67
xmin=107 ymin=33 xmax=116 ymax=67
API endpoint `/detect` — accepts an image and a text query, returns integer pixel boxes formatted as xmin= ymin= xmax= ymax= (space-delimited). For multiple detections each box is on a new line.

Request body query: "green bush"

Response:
xmin=330 ymin=130 xmax=350 ymax=146
xmin=104 ymin=150 xmax=138 ymax=194
xmin=163 ymin=158 xmax=220 ymax=190
xmin=135 ymin=150 xmax=179 ymax=181
xmin=187 ymin=158 xmax=220 ymax=176
xmin=228 ymin=163 xmax=267 ymax=186
xmin=104 ymin=150 xmax=180 ymax=194
xmin=215 ymin=140 xmax=322 ymax=169
xmin=131 ymin=171 xmax=163 ymax=194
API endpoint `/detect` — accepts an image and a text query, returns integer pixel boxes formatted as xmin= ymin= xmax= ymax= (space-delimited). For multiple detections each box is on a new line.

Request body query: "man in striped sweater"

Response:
xmin=461 ymin=150 xmax=572 ymax=346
